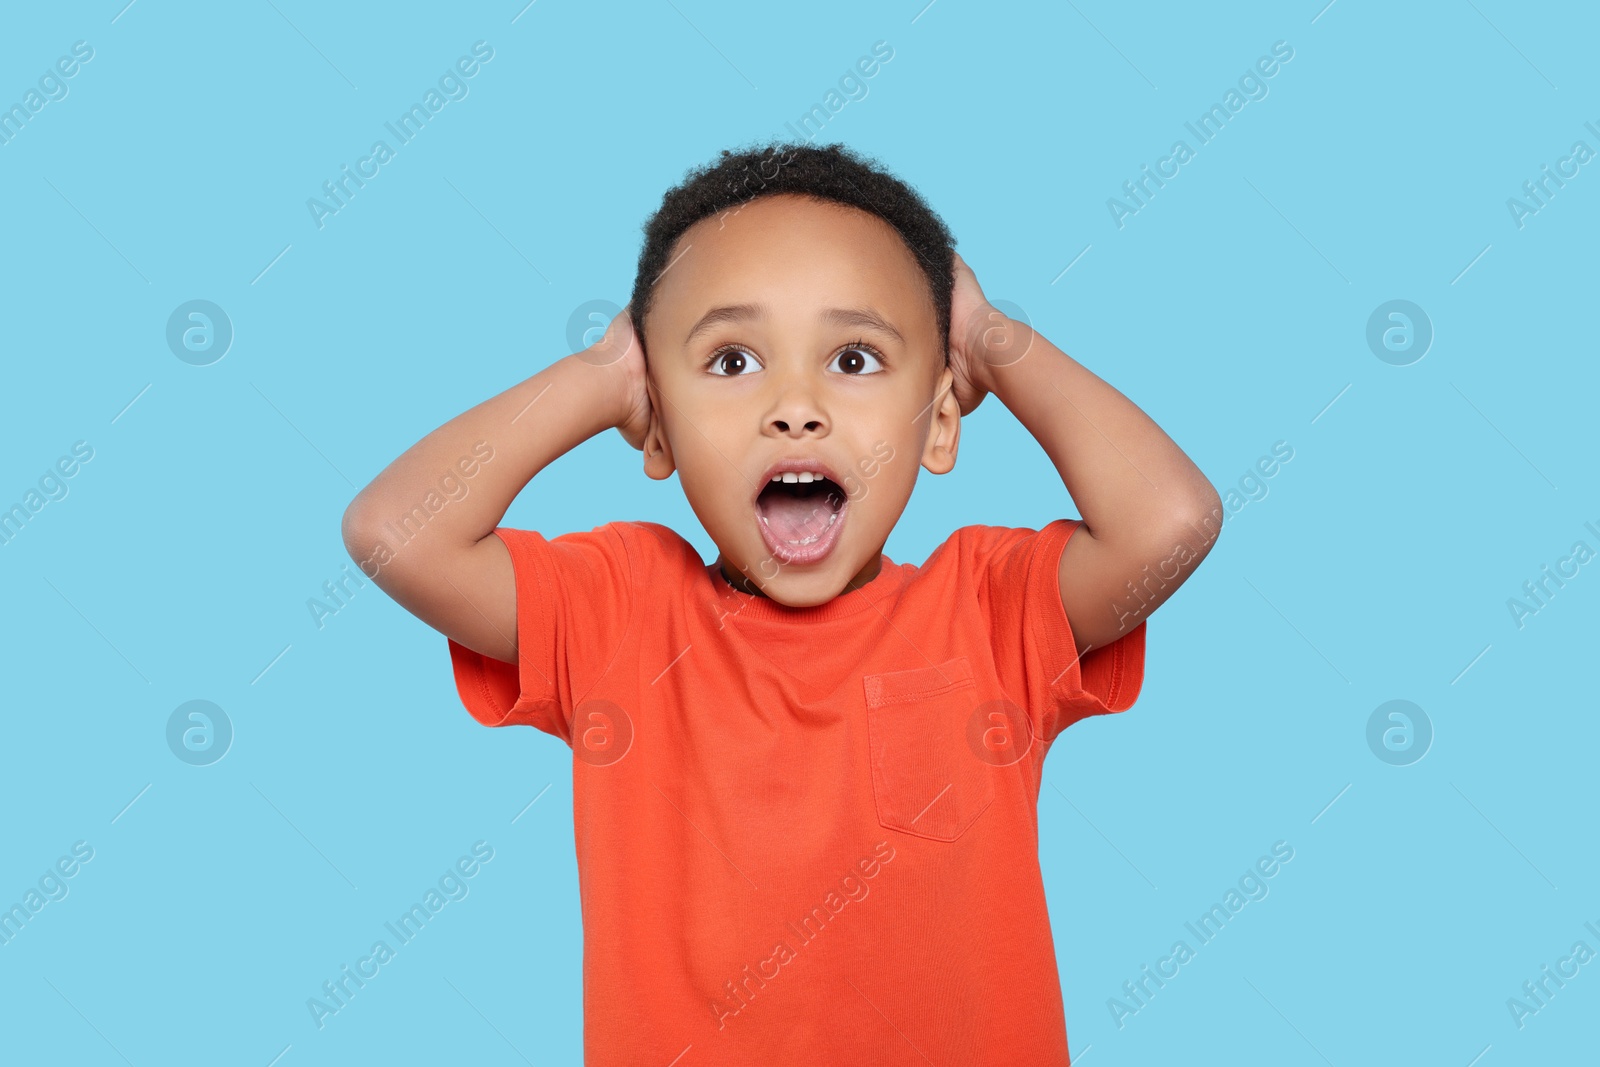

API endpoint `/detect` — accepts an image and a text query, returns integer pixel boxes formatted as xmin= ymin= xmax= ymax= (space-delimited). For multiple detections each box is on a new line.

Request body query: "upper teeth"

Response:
xmin=773 ymin=471 xmax=822 ymax=483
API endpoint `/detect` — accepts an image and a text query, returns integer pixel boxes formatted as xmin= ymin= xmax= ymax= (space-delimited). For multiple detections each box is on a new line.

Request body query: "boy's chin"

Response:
xmin=719 ymin=551 xmax=866 ymax=606
xmin=763 ymin=574 xmax=854 ymax=608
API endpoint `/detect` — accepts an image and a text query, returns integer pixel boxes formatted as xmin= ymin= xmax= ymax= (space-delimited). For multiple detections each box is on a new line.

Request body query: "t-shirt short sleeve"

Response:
xmin=446 ymin=522 xmax=636 ymax=744
xmin=970 ymin=518 xmax=1146 ymax=746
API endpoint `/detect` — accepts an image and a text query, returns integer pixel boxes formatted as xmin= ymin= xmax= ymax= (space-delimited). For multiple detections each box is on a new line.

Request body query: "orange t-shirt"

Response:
xmin=447 ymin=517 xmax=1146 ymax=1065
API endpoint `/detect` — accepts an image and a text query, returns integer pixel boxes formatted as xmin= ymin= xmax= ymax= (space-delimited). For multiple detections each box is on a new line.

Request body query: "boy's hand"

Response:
xmin=580 ymin=305 xmax=653 ymax=451
xmin=947 ymin=252 xmax=1032 ymax=416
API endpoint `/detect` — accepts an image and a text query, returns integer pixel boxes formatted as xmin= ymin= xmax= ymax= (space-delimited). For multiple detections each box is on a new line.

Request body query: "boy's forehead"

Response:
xmin=653 ymin=195 xmax=933 ymax=340
xmin=684 ymin=193 xmax=906 ymax=265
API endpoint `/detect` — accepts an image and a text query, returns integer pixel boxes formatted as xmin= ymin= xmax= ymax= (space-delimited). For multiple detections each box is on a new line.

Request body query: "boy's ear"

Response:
xmin=641 ymin=374 xmax=676 ymax=480
xmin=920 ymin=365 xmax=961 ymax=475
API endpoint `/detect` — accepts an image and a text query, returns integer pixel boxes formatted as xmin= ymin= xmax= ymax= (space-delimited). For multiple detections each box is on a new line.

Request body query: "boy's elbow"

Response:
xmin=342 ymin=504 xmax=414 ymax=592
xmin=341 ymin=497 xmax=382 ymax=568
xmin=1175 ymin=488 xmax=1225 ymax=555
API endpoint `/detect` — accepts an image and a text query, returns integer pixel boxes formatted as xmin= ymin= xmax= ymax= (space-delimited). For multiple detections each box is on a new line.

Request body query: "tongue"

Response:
xmin=758 ymin=488 xmax=835 ymax=542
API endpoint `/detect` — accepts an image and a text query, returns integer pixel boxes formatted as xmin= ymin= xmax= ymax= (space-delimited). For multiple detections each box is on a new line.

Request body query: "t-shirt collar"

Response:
xmin=706 ymin=554 xmax=906 ymax=622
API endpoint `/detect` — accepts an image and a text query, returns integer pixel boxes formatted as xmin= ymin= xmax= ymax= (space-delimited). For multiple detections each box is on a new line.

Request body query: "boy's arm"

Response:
xmin=341 ymin=316 xmax=642 ymax=665
xmin=947 ymin=256 xmax=1223 ymax=659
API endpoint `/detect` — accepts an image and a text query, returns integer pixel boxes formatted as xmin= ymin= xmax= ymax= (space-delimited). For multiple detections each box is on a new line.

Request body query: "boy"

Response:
xmin=342 ymin=141 xmax=1222 ymax=1065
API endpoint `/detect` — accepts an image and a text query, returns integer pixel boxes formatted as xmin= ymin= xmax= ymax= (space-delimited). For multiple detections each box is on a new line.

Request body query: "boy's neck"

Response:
xmin=718 ymin=553 xmax=884 ymax=599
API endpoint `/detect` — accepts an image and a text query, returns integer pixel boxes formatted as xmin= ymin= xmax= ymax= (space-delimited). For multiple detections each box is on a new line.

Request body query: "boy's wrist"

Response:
xmin=960 ymin=307 xmax=1033 ymax=395
xmin=569 ymin=307 xmax=648 ymax=438
xmin=558 ymin=349 xmax=637 ymax=433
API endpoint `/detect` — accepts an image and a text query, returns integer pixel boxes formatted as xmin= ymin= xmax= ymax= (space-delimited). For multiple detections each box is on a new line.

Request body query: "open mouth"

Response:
xmin=755 ymin=472 xmax=848 ymax=565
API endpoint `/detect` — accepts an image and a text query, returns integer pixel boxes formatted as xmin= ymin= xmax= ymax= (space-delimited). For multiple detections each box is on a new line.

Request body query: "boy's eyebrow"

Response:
xmin=682 ymin=303 xmax=905 ymax=346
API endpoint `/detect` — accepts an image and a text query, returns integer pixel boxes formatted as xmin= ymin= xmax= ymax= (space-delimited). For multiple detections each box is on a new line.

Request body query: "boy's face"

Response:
xmin=638 ymin=193 xmax=961 ymax=608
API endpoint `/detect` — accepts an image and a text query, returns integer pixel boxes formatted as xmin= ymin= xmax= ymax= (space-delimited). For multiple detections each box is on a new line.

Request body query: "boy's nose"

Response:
xmin=771 ymin=414 xmax=825 ymax=435
xmin=765 ymin=381 xmax=829 ymax=437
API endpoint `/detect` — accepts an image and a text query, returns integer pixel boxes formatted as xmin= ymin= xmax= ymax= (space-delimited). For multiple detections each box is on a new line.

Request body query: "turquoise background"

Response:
xmin=2 ymin=0 xmax=1596 ymax=1063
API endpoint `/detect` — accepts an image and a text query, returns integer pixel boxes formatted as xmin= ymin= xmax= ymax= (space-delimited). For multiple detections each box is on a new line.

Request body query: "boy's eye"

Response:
xmin=705 ymin=342 xmax=887 ymax=376
xmin=707 ymin=347 xmax=762 ymax=376
xmin=830 ymin=345 xmax=886 ymax=375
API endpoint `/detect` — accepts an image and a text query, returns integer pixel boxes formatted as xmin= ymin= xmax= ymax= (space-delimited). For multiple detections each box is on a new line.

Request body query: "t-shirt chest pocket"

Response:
xmin=862 ymin=656 xmax=995 ymax=842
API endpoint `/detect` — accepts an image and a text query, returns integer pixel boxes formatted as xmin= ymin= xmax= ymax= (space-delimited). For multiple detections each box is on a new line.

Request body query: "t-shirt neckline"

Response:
xmin=706 ymin=554 xmax=907 ymax=622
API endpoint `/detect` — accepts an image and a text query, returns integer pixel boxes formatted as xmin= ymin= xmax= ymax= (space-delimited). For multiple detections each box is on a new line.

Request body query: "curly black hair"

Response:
xmin=628 ymin=140 xmax=957 ymax=366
